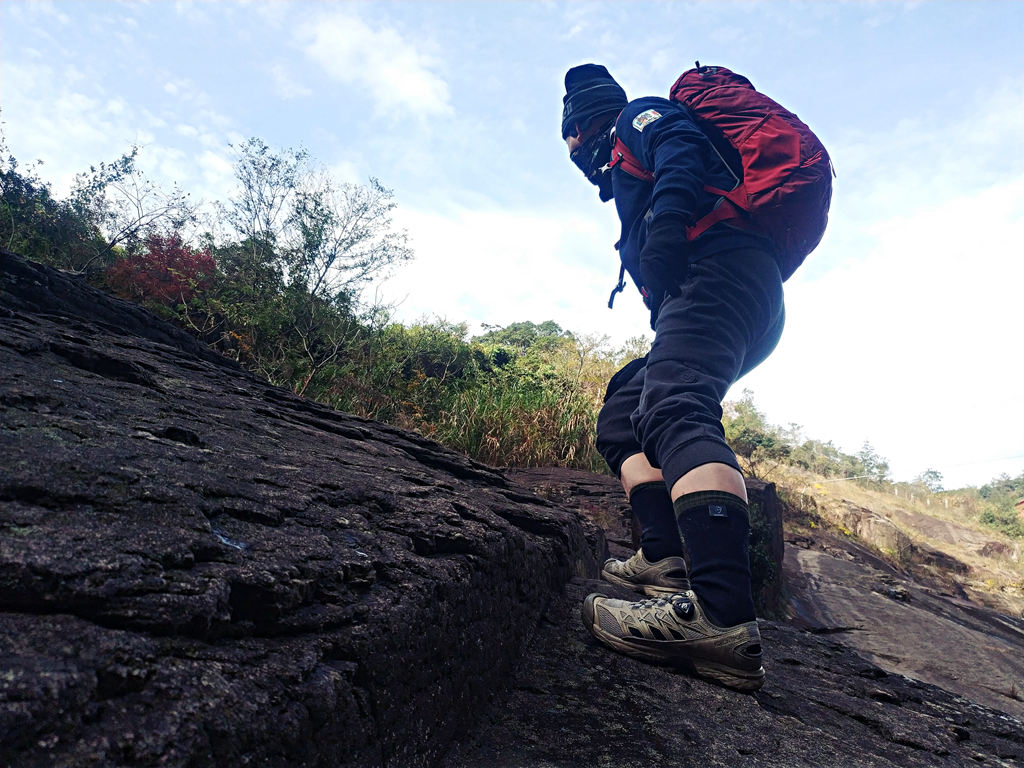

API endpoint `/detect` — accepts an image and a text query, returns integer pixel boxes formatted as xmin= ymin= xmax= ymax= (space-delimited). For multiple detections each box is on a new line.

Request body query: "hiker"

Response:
xmin=562 ymin=63 xmax=808 ymax=692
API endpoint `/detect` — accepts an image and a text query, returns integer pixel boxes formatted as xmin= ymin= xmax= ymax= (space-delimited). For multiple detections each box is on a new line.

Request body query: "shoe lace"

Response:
xmin=630 ymin=593 xmax=694 ymax=620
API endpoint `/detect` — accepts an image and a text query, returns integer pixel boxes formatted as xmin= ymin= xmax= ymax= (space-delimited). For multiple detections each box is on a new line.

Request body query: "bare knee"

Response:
xmin=669 ymin=462 xmax=747 ymax=502
xmin=620 ymin=453 xmax=665 ymax=498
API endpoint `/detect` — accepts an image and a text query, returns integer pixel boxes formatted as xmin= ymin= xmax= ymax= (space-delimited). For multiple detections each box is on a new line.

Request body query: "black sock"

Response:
xmin=629 ymin=481 xmax=684 ymax=562
xmin=673 ymin=491 xmax=756 ymax=627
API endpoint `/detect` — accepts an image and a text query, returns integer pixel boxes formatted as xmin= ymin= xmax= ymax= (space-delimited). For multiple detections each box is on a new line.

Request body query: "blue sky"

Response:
xmin=2 ymin=0 xmax=1022 ymax=489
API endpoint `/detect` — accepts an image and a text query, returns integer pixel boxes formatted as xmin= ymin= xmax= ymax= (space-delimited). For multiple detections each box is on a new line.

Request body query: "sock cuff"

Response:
xmin=628 ymin=481 xmax=668 ymax=503
xmin=673 ymin=491 xmax=747 ymax=519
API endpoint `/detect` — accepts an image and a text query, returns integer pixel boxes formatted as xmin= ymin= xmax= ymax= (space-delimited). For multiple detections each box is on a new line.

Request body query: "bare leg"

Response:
xmin=619 ymin=452 xmax=664 ymax=498
xmin=669 ymin=462 xmax=747 ymax=503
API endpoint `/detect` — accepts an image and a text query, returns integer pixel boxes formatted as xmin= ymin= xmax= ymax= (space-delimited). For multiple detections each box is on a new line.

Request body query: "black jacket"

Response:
xmin=610 ymin=96 xmax=769 ymax=297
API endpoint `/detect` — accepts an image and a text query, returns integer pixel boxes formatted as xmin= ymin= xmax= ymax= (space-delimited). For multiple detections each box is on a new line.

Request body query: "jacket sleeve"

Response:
xmin=617 ymin=97 xmax=711 ymax=222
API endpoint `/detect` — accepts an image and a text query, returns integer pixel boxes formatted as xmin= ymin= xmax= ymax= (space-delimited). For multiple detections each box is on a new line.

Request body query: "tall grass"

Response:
xmin=434 ymin=377 xmax=604 ymax=470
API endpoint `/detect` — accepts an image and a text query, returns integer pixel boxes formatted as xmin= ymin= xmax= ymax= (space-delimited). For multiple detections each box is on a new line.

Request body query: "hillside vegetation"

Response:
xmin=3 ymin=135 xmax=1022 ymax=552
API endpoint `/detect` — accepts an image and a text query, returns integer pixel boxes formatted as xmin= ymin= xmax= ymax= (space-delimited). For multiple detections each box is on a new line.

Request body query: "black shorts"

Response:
xmin=595 ymin=246 xmax=785 ymax=488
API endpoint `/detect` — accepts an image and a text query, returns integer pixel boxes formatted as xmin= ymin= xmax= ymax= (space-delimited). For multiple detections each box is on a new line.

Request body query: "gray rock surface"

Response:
xmin=786 ymin=524 xmax=1024 ymax=721
xmin=444 ymin=577 xmax=1024 ymax=767
xmin=449 ymin=471 xmax=1024 ymax=767
xmin=0 ymin=250 xmax=601 ymax=766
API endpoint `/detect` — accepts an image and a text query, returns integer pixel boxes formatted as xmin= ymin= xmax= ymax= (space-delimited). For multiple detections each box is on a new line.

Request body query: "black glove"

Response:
xmin=640 ymin=212 xmax=690 ymax=325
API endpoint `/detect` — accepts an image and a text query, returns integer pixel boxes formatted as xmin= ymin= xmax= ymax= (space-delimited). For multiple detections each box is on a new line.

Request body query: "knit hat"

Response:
xmin=561 ymin=64 xmax=628 ymax=139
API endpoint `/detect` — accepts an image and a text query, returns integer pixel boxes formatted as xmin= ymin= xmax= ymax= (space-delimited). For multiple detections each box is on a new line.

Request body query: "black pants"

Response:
xmin=596 ymin=246 xmax=785 ymax=489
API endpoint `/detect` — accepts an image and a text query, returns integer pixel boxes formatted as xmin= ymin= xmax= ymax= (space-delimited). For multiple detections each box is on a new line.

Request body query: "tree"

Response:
xmin=723 ymin=390 xmax=789 ymax=479
xmin=615 ymin=335 xmax=652 ymax=366
xmin=0 ymin=133 xmax=104 ymax=267
xmin=70 ymin=146 xmax=195 ymax=272
xmin=855 ymin=441 xmax=890 ymax=485
xmin=789 ymin=438 xmax=845 ymax=477
xmin=913 ymin=469 xmax=944 ymax=493
xmin=475 ymin=320 xmax=572 ymax=352
xmin=224 ymin=137 xmax=306 ymax=269
xmin=211 ymin=138 xmax=414 ymax=395
xmin=288 ymin=175 xmax=412 ymax=297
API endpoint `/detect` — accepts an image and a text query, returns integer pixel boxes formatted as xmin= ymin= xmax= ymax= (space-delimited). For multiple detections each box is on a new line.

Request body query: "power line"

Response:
xmin=934 ymin=453 xmax=1024 ymax=470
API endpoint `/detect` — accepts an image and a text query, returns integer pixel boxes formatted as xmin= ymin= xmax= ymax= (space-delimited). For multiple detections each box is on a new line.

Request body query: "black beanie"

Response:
xmin=561 ymin=63 xmax=628 ymax=139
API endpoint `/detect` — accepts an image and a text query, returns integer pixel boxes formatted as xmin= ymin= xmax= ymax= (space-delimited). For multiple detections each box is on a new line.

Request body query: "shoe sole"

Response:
xmin=600 ymin=568 xmax=690 ymax=597
xmin=582 ymin=594 xmax=765 ymax=692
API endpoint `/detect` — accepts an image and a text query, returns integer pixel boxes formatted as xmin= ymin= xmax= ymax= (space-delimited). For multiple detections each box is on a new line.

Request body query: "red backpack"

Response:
xmin=609 ymin=62 xmax=833 ymax=281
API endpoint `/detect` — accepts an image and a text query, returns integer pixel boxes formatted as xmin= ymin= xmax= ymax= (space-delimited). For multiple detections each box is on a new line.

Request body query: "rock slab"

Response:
xmin=0 ymin=250 xmax=602 ymax=766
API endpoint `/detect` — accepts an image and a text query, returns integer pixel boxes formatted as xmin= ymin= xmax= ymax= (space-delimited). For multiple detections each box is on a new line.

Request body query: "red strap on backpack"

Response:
xmin=609 ymin=135 xmax=653 ymax=183
xmin=609 ymin=134 xmax=751 ymax=240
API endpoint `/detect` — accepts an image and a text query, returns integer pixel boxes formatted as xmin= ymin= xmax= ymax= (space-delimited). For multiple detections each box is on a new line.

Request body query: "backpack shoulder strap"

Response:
xmin=608 ymin=132 xmax=654 ymax=183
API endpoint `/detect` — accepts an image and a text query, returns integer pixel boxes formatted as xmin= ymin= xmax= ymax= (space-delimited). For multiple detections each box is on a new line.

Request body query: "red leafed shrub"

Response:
xmin=107 ymin=233 xmax=216 ymax=304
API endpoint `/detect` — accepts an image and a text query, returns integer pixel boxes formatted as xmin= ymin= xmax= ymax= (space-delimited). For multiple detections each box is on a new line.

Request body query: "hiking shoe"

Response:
xmin=581 ymin=590 xmax=765 ymax=692
xmin=601 ymin=548 xmax=690 ymax=596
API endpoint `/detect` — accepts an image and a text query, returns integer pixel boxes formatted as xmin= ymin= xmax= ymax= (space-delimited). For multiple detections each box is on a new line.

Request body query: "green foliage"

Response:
xmin=1 ymin=129 xmax=194 ymax=275
xmin=309 ymin=318 xmax=611 ymax=470
xmin=475 ymin=320 xmax=572 ymax=352
xmin=975 ymin=472 xmax=1024 ymax=538
xmin=69 ymin=146 xmax=194 ymax=272
xmin=913 ymin=468 xmax=944 ymax=493
xmin=854 ymin=441 xmax=891 ymax=486
xmin=198 ymin=139 xmax=413 ymax=391
xmin=0 ymin=140 xmax=104 ymax=267
xmin=978 ymin=508 xmax=1024 ymax=539
xmin=722 ymin=394 xmax=1021 ymax=540
xmin=722 ymin=391 xmax=789 ymax=479
xmin=774 ymin=428 xmax=890 ymax=486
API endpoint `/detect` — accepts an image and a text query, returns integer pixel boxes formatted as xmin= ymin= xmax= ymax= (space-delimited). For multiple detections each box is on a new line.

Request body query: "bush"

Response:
xmin=106 ymin=233 xmax=216 ymax=306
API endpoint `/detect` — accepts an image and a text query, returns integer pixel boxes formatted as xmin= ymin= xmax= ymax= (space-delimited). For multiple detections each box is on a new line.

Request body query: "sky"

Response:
xmin=2 ymin=0 xmax=1022 ymax=489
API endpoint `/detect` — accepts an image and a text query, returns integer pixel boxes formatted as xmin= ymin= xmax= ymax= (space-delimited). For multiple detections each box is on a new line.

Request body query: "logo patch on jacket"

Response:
xmin=632 ymin=109 xmax=662 ymax=132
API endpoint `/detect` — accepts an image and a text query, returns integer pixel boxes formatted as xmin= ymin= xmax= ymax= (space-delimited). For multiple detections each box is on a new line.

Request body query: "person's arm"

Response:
xmin=618 ymin=99 xmax=710 ymax=317
xmin=619 ymin=98 xmax=710 ymax=223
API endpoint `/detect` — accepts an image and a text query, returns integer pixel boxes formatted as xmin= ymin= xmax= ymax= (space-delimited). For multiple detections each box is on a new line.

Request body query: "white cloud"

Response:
xmin=326 ymin=159 xmax=362 ymax=187
xmin=197 ymin=150 xmax=236 ymax=202
xmin=299 ymin=11 xmax=452 ymax=118
xmin=742 ymin=176 xmax=1024 ymax=487
xmin=1 ymin=51 xmax=237 ymax=202
xmin=163 ymin=79 xmax=191 ymax=97
xmin=375 ymin=203 xmax=645 ymax=343
xmin=143 ymin=144 xmax=189 ymax=188
xmin=173 ymin=0 xmax=210 ymax=25
xmin=13 ymin=0 xmax=70 ymax=25
xmin=830 ymin=78 xmax=1021 ymax=233
xmin=268 ymin=62 xmax=312 ymax=100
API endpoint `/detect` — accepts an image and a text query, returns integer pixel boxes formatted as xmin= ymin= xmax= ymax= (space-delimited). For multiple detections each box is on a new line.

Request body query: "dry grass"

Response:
xmin=766 ymin=464 xmax=1023 ymax=610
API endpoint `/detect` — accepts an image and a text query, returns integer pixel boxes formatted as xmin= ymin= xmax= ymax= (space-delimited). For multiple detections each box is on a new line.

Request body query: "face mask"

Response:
xmin=571 ymin=124 xmax=615 ymax=201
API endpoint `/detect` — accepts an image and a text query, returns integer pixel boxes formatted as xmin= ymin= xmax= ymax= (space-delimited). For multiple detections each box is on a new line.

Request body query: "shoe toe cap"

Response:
xmin=581 ymin=593 xmax=602 ymax=627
